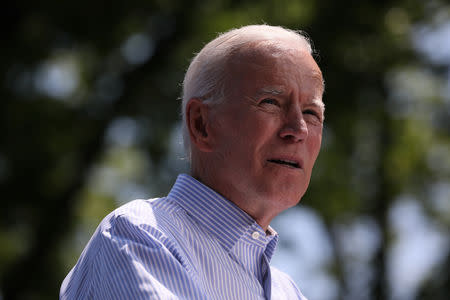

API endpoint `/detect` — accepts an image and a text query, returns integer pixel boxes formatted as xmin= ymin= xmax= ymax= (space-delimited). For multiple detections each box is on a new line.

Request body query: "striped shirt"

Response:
xmin=60 ymin=174 xmax=307 ymax=299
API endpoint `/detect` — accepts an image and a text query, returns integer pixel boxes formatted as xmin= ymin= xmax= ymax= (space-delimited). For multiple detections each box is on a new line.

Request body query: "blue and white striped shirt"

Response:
xmin=60 ymin=174 xmax=307 ymax=299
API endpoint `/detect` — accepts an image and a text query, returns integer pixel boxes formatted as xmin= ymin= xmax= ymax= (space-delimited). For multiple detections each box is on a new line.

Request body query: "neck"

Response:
xmin=190 ymin=168 xmax=277 ymax=231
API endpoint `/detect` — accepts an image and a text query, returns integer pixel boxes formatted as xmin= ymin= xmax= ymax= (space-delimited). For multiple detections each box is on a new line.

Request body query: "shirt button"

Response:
xmin=251 ymin=231 xmax=260 ymax=239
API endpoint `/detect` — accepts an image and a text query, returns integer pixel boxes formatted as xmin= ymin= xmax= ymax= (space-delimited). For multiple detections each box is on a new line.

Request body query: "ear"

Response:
xmin=186 ymin=98 xmax=214 ymax=152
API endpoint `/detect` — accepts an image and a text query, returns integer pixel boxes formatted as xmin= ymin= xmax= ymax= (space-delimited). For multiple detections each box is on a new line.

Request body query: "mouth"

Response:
xmin=267 ymin=159 xmax=301 ymax=169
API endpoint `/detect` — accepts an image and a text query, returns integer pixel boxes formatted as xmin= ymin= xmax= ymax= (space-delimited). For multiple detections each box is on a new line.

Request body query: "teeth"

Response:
xmin=283 ymin=160 xmax=297 ymax=164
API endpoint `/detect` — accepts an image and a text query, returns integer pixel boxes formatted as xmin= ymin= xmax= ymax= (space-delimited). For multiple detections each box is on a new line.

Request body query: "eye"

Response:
xmin=303 ymin=109 xmax=318 ymax=116
xmin=260 ymin=98 xmax=280 ymax=106
xmin=303 ymin=109 xmax=322 ymax=122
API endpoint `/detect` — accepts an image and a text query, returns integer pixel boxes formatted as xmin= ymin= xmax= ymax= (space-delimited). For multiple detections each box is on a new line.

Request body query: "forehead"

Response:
xmin=226 ymin=44 xmax=324 ymax=95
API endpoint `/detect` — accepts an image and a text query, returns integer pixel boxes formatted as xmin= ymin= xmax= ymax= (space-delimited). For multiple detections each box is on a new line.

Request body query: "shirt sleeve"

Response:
xmin=60 ymin=212 xmax=206 ymax=300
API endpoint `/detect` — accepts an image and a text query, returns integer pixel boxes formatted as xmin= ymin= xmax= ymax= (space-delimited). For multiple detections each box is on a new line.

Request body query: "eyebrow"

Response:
xmin=307 ymin=98 xmax=326 ymax=112
xmin=255 ymin=87 xmax=285 ymax=97
xmin=256 ymin=87 xmax=325 ymax=107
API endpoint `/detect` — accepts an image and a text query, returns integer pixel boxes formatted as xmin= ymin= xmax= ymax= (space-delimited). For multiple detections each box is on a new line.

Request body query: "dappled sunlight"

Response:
xmin=121 ymin=33 xmax=155 ymax=65
xmin=388 ymin=196 xmax=450 ymax=300
xmin=1 ymin=0 xmax=449 ymax=299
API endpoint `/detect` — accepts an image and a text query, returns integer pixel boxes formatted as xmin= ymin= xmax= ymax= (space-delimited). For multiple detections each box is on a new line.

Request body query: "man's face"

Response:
xmin=206 ymin=44 xmax=324 ymax=218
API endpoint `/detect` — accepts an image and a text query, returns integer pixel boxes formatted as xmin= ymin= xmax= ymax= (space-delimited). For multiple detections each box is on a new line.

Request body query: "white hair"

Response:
xmin=181 ymin=24 xmax=314 ymax=159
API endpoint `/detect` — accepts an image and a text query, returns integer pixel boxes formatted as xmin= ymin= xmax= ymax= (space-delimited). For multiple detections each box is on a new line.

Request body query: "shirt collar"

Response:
xmin=168 ymin=174 xmax=278 ymax=259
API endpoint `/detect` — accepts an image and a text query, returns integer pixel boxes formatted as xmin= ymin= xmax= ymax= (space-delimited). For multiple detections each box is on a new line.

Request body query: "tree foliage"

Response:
xmin=0 ymin=0 xmax=449 ymax=299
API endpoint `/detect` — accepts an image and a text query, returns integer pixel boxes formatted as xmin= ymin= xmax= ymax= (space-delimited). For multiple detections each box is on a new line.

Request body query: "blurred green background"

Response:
xmin=0 ymin=0 xmax=449 ymax=299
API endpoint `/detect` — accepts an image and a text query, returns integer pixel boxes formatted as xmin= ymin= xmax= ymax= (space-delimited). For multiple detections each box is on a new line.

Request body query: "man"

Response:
xmin=60 ymin=24 xmax=325 ymax=299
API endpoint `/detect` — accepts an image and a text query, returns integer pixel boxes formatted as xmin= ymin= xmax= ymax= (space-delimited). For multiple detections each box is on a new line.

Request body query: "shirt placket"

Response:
xmin=261 ymin=253 xmax=272 ymax=300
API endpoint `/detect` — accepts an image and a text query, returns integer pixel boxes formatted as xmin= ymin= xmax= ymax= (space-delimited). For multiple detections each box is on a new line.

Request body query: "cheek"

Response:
xmin=307 ymin=127 xmax=323 ymax=161
xmin=235 ymin=113 xmax=276 ymax=141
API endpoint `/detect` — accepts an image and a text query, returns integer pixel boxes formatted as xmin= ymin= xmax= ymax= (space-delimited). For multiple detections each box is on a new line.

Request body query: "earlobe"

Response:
xmin=186 ymin=98 xmax=213 ymax=152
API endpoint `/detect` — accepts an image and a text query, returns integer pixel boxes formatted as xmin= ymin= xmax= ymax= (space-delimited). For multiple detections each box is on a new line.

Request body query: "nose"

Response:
xmin=279 ymin=109 xmax=308 ymax=142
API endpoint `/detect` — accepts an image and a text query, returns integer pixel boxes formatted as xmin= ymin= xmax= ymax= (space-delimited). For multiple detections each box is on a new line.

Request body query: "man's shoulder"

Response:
xmin=60 ymin=197 xmax=200 ymax=299
xmin=112 ymin=198 xmax=165 ymax=224
xmin=74 ymin=197 xmax=189 ymax=267
xmin=101 ymin=197 xmax=182 ymax=240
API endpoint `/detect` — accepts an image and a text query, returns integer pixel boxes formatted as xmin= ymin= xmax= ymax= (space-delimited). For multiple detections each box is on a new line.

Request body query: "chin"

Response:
xmin=272 ymin=196 xmax=302 ymax=213
xmin=266 ymin=188 xmax=305 ymax=207
xmin=272 ymin=180 xmax=307 ymax=197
